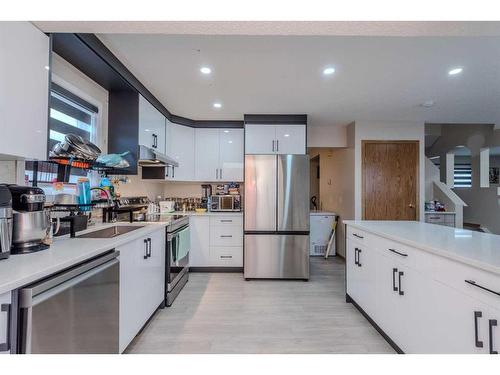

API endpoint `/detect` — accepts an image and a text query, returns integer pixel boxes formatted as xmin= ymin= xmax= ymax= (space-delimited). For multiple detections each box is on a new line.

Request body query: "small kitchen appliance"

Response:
xmin=0 ymin=185 xmax=13 ymax=260
xmin=159 ymin=200 xmax=175 ymax=214
xmin=6 ymin=185 xmax=51 ymax=254
xmin=200 ymin=184 xmax=212 ymax=210
xmin=209 ymin=194 xmax=241 ymax=212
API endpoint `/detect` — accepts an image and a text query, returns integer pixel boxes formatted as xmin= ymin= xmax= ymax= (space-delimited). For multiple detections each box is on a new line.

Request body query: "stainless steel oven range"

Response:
xmin=165 ymin=215 xmax=190 ymax=306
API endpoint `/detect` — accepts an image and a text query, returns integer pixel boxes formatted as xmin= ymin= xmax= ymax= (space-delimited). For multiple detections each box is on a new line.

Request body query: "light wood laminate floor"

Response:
xmin=126 ymin=257 xmax=395 ymax=354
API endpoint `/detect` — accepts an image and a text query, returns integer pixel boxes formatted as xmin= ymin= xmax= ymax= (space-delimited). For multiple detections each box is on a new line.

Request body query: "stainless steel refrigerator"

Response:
xmin=244 ymin=154 xmax=310 ymax=280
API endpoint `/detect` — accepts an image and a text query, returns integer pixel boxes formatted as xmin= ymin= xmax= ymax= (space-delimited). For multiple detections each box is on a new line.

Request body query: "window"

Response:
xmin=25 ymin=83 xmax=99 ymax=185
xmin=454 ymin=164 xmax=472 ymax=188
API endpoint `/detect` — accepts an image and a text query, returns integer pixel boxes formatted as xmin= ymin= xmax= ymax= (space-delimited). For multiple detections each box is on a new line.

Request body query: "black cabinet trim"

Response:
xmin=346 ymin=293 xmax=404 ymax=354
xmin=244 ymin=114 xmax=307 ymax=124
xmin=51 ymin=33 xmax=243 ymax=129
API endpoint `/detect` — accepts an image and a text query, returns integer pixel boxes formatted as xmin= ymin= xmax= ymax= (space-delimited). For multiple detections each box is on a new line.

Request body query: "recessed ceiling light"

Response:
xmin=223 ymin=130 xmax=229 ymax=133
xmin=228 ymin=140 xmax=233 ymax=144
xmin=323 ymin=67 xmax=335 ymax=75
xmin=284 ymin=134 xmax=290 ymax=137
xmin=448 ymin=67 xmax=463 ymax=76
xmin=213 ymin=102 xmax=222 ymax=109
xmin=200 ymin=67 xmax=211 ymax=75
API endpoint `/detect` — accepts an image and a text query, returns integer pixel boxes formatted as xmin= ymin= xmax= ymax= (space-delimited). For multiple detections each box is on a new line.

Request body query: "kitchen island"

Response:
xmin=344 ymin=220 xmax=500 ymax=354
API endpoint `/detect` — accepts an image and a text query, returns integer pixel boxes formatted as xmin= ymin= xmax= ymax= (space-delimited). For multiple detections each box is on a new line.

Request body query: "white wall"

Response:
xmin=353 ymin=121 xmax=425 ymax=220
xmin=308 ymin=125 xmax=347 ymax=148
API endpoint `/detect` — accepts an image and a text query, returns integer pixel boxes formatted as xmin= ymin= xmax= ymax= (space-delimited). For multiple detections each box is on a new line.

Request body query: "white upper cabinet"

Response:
xmin=166 ymin=121 xmax=195 ymax=181
xmin=0 ymin=22 xmax=49 ymax=160
xmin=138 ymin=95 xmax=166 ymax=154
xmin=245 ymin=124 xmax=306 ymax=155
xmin=195 ymin=128 xmax=244 ymax=182
xmin=219 ymin=129 xmax=244 ymax=181
xmin=275 ymin=125 xmax=306 ymax=154
xmin=245 ymin=125 xmax=277 ymax=154
xmin=195 ymin=129 xmax=220 ymax=181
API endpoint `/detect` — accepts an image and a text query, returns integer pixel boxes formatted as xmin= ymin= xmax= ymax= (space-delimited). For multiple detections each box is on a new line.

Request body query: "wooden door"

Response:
xmin=363 ymin=141 xmax=418 ymax=220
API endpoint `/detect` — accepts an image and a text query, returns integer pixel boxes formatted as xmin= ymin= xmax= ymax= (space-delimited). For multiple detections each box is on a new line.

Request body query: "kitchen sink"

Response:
xmin=77 ymin=225 xmax=145 ymax=239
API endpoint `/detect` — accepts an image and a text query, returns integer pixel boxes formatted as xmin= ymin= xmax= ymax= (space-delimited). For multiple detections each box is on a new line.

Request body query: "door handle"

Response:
xmin=0 ymin=303 xmax=11 ymax=352
xmin=392 ymin=268 xmax=398 ymax=292
xmin=408 ymin=203 xmax=415 ymax=208
xmin=490 ymin=319 xmax=498 ymax=354
xmin=220 ymin=235 xmax=233 ymax=238
xmin=147 ymin=238 xmax=152 ymax=258
xmin=172 ymin=166 xmax=175 ymax=179
xmin=272 ymin=140 xmax=275 ymax=152
xmin=465 ymin=280 xmax=500 ymax=297
xmin=357 ymin=249 xmax=362 ymax=267
xmin=353 ymin=233 xmax=364 ymax=239
xmin=220 ymin=168 xmax=223 ymax=180
xmin=354 ymin=248 xmax=359 ymax=266
xmin=388 ymin=248 xmax=408 ymax=257
xmin=276 ymin=140 xmax=279 ymax=152
xmin=398 ymin=271 xmax=404 ymax=296
xmin=220 ymin=255 xmax=233 ymax=259
xmin=144 ymin=239 xmax=148 ymax=259
xmin=474 ymin=311 xmax=484 ymax=348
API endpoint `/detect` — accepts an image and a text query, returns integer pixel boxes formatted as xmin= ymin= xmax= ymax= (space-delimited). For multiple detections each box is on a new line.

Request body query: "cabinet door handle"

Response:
xmin=489 ymin=319 xmax=498 ymax=354
xmin=144 ymin=239 xmax=148 ymax=259
xmin=392 ymin=268 xmax=398 ymax=292
xmin=152 ymin=134 xmax=157 ymax=148
xmin=276 ymin=140 xmax=279 ymax=152
xmin=357 ymin=249 xmax=362 ymax=267
xmin=354 ymin=248 xmax=359 ymax=266
xmin=172 ymin=166 xmax=175 ymax=179
xmin=465 ymin=280 xmax=500 ymax=297
xmin=388 ymin=248 xmax=408 ymax=257
xmin=220 ymin=168 xmax=223 ymax=180
xmin=220 ymin=220 xmax=233 ymax=223
xmin=147 ymin=238 xmax=152 ymax=258
xmin=474 ymin=311 xmax=484 ymax=348
xmin=398 ymin=271 xmax=404 ymax=296
xmin=0 ymin=303 xmax=11 ymax=352
xmin=220 ymin=235 xmax=233 ymax=238
xmin=220 ymin=255 xmax=233 ymax=259
xmin=272 ymin=140 xmax=275 ymax=152
xmin=353 ymin=233 xmax=364 ymax=239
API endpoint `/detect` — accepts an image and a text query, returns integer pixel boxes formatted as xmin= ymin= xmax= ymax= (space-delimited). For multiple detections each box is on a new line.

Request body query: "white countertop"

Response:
xmin=310 ymin=211 xmax=337 ymax=216
xmin=425 ymin=211 xmax=456 ymax=215
xmin=162 ymin=211 xmax=243 ymax=216
xmin=0 ymin=222 xmax=169 ymax=295
xmin=344 ymin=221 xmax=500 ymax=275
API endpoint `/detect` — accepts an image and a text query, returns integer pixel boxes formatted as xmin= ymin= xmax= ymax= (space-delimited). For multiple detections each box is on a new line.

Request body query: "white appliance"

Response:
xmin=159 ymin=201 xmax=175 ymax=213
xmin=310 ymin=212 xmax=337 ymax=256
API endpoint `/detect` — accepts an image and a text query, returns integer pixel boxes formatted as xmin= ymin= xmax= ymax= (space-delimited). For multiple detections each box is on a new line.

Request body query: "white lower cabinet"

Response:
xmin=189 ymin=216 xmax=210 ymax=267
xmin=0 ymin=292 xmax=11 ymax=354
xmin=189 ymin=215 xmax=243 ymax=268
xmin=346 ymin=224 xmax=500 ymax=354
xmin=118 ymin=228 xmax=165 ymax=353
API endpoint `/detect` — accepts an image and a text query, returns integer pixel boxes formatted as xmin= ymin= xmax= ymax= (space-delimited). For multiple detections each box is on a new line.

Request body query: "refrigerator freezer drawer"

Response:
xmin=244 ymin=234 xmax=309 ymax=280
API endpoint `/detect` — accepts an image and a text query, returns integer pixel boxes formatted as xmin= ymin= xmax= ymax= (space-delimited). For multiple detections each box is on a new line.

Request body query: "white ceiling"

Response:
xmin=34 ymin=21 xmax=500 ymax=36
xmin=96 ymin=34 xmax=500 ymax=128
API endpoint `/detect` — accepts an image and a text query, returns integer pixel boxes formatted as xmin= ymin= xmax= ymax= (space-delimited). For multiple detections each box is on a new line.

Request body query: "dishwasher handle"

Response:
xmin=20 ymin=251 xmax=119 ymax=308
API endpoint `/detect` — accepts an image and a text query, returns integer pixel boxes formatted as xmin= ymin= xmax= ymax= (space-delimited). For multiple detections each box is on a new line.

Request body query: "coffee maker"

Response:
xmin=201 ymin=184 xmax=212 ymax=210
xmin=6 ymin=185 xmax=50 ymax=254
xmin=0 ymin=185 xmax=13 ymax=260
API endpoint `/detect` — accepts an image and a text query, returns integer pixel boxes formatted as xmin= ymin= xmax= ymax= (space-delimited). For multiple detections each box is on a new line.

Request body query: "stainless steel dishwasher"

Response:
xmin=18 ymin=251 xmax=120 ymax=354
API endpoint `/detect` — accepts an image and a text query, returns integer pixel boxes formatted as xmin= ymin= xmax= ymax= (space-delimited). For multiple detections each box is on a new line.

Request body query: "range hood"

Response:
xmin=137 ymin=145 xmax=179 ymax=167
